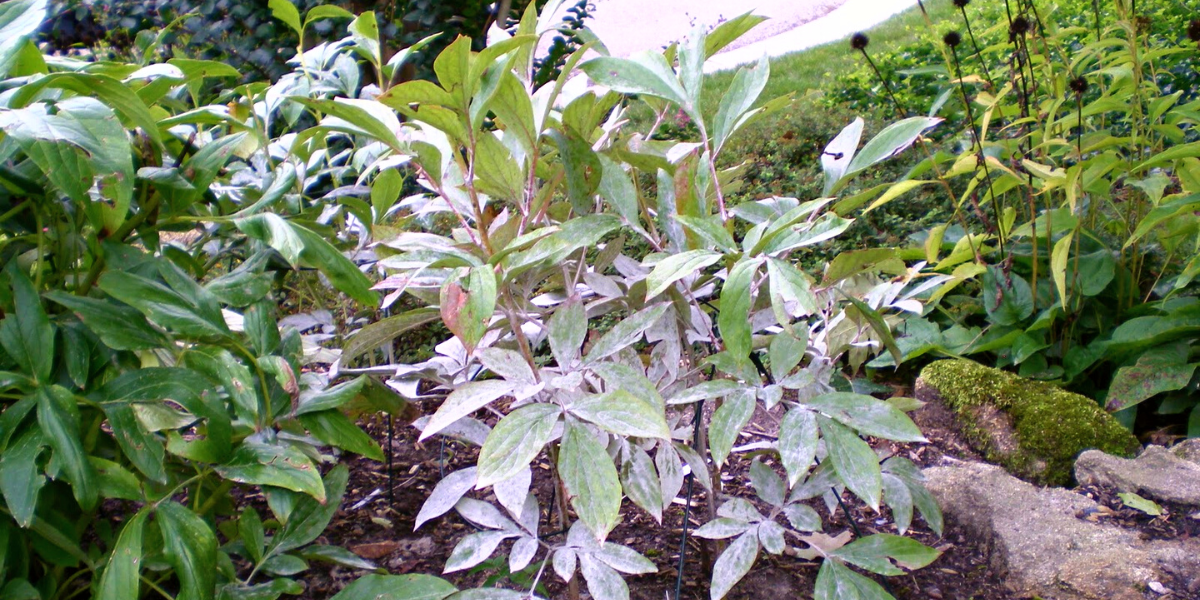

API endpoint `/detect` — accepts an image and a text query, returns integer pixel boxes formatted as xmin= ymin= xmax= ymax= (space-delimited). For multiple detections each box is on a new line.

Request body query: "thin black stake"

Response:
xmin=956 ymin=1 xmax=995 ymax=88
xmin=387 ymin=413 xmax=395 ymax=508
xmin=675 ymin=396 xmax=706 ymax=600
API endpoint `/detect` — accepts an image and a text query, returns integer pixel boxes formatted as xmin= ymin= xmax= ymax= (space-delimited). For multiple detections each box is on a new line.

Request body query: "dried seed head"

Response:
xmin=953 ymin=0 xmax=970 ymax=7
xmin=1188 ymin=19 xmax=1200 ymax=42
xmin=1069 ymin=77 xmax=1089 ymax=95
xmin=944 ymin=31 xmax=962 ymax=48
xmin=1010 ymin=16 xmax=1030 ymax=38
xmin=851 ymin=32 xmax=869 ymax=50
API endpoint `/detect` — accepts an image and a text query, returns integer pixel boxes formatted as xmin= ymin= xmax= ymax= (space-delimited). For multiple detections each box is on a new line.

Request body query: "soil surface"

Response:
xmin=286 ymin=389 xmax=1025 ymax=600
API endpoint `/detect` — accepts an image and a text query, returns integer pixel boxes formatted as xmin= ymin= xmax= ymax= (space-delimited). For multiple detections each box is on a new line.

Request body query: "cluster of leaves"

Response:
xmin=845 ymin=0 xmax=1200 ymax=436
xmin=294 ymin=0 xmax=949 ymax=598
xmin=0 ymin=0 xmax=466 ymax=598
xmin=40 ymin=0 xmax=558 ymax=82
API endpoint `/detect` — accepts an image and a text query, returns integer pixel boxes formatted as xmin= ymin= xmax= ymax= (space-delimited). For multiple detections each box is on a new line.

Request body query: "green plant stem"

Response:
xmin=0 ymin=199 xmax=32 ymax=225
xmin=140 ymin=575 xmax=177 ymax=600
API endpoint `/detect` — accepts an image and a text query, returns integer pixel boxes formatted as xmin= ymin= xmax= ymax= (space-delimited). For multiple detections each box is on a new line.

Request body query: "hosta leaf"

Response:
xmin=709 ymin=530 xmax=759 ymax=600
xmin=476 ymin=404 xmax=560 ymax=488
xmin=157 ymin=502 xmax=218 ymax=600
xmin=569 ymin=390 xmax=670 ymax=439
xmin=820 ymin=417 xmax=881 ymax=511
xmin=560 ymin=421 xmax=621 ymax=540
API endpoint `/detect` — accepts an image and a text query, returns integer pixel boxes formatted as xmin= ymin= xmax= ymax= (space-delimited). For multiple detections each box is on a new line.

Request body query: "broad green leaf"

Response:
xmin=579 ymin=553 xmax=630 ymax=600
xmin=371 ymin=168 xmax=404 ymax=222
xmin=237 ymin=214 xmax=378 ymax=307
xmin=645 ymin=250 xmax=721 ymax=301
xmin=709 ymin=391 xmax=754 ymax=467
xmin=1051 ymin=231 xmax=1074 ymax=305
xmin=91 ymin=456 xmax=142 ymax=501
xmin=709 ymin=530 xmax=759 ymax=600
xmin=98 ymin=271 xmax=230 ymax=341
xmin=560 ymin=421 xmax=621 ymax=540
xmin=665 ymin=380 xmax=743 ymax=405
xmin=779 ymin=409 xmax=819 ymax=487
xmin=782 ymin=504 xmax=822 ymax=532
xmin=158 ymin=502 xmax=218 ymax=600
xmin=694 ymin=518 xmax=752 ymax=539
xmin=882 ymin=474 xmax=913 ymax=534
xmin=832 ymin=534 xmax=940 ymax=575
xmin=300 ymin=545 xmax=379 ymax=571
xmin=1125 ymin=193 xmax=1200 ymax=248
xmin=38 ymin=386 xmax=97 ymax=510
xmin=549 ymin=295 xmax=587 ymax=368
xmin=713 ymin=56 xmax=768 ymax=153
xmin=821 ymin=118 xmax=865 ymax=196
xmin=569 ymin=390 xmax=670 ymax=439
xmin=213 ymin=442 xmax=326 ymax=502
xmin=823 ymin=249 xmax=902 ymax=285
xmin=769 ymin=333 xmax=806 ymax=383
xmin=583 ymin=302 xmax=670 ymax=364
xmin=766 ymin=259 xmax=818 ymax=334
xmin=349 ymin=11 xmax=381 ymax=66
xmin=820 ymin=417 xmax=882 ymax=511
xmin=340 ymin=308 xmax=441 ymax=365
xmin=595 ymin=542 xmax=656 ymax=575
xmin=864 ymin=180 xmax=937 ymax=213
xmin=270 ymin=465 xmax=349 ymax=554
xmin=476 ymin=403 xmax=560 ymax=488
xmin=0 ymin=428 xmax=45 ymax=527
xmin=296 ymin=377 xmax=367 ymax=416
xmin=98 ymin=508 xmax=149 ymax=600
xmin=1106 ymin=362 xmax=1197 ymax=412
xmin=676 ymin=215 xmax=738 ymax=253
xmin=841 ymin=293 xmax=904 ymax=367
xmin=300 ymin=409 xmax=384 ymax=461
xmin=802 ymin=393 xmax=925 ymax=442
xmin=704 ymin=13 xmax=768 ymax=58
xmin=240 ymin=507 xmax=265 ymax=565
xmin=1118 ymin=492 xmax=1163 ymax=516
xmin=490 ymin=71 xmax=536 ymax=155
xmin=267 ymin=0 xmax=302 ymax=36
xmin=420 ymin=380 xmax=515 ymax=442
xmin=0 ymin=266 xmax=52 ymax=382
xmin=444 ymin=531 xmax=513 ymax=573
xmin=621 ymin=445 xmax=663 ymax=523
xmin=981 ymin=266 xmax=1034 ymax=327
xmin=814 ymin=559 xmax=892 ymax=600
xmin=439 ymin=265 xmax=496 ymax=354
xmin=415 ymin=467 xmax=478 ymax=530
xmin=580 ymin=53 xmax=691 ymax=111
xmin=748 ymin=460 xmax=785 ymax=507
xmin=837 ymin=117 xmax=941 ymax=192
xmin=11 ymin=72 xmax=162 ymax=147
xmin=100 ymin=368 xmax=216 ymax=479
xmin=329 ymin=574 xmax=457 ymax=600
xmin=549 ymin=129 xmax=603 ymax=214
xmin=718 ymin=258 xmax=761 ymax=367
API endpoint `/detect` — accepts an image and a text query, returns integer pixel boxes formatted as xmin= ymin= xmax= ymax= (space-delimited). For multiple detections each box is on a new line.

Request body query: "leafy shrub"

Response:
xmin=315 ymin=5 xmax=948 ymax=599
xmin=849 ymin=0 xmax=1200 ymax=436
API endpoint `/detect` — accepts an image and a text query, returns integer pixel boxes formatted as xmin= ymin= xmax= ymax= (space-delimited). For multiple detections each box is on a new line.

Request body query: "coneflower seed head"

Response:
xmin=953 ymin=0 xmax=970 ymax=7
xmin=1010 ymin=16 xmax=1030 ymax=37
xmin=1069 ymin=77 xmax=1089 ymax=95
xmin=1188 ymin=19 xmax=1200 ymax=42
xmin=851 ymin=33 xmax=869 ymax=50
xmin=944 ymin=31 xmax=962 ymax=48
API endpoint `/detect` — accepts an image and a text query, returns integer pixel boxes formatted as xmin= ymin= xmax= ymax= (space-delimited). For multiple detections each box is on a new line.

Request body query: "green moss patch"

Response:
xmin=917 ymin=359 xmax=1141 ymax=486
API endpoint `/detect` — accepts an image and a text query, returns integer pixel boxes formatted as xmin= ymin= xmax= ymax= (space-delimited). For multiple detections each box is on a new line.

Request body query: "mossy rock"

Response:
xmin=915 ymin=359 xmax=1140 ymax=486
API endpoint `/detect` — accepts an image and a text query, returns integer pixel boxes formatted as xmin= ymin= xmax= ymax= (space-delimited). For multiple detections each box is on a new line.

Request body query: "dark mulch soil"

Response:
xmin=1073 ymin=483 xmax=1200 ymax=543
xmin=291 ymin=392 xmax=1018 ymax=600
